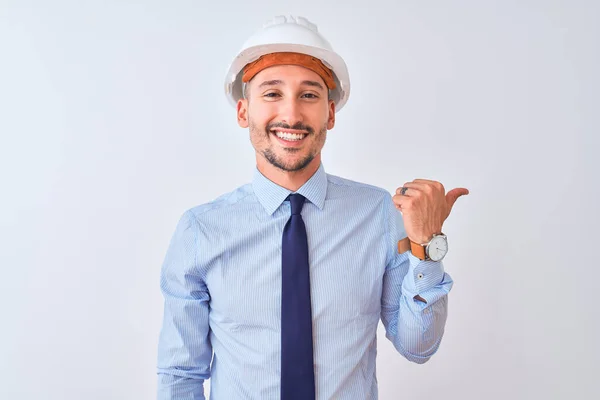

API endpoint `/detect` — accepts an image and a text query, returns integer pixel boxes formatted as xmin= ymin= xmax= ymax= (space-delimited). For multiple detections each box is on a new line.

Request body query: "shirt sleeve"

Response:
xmin=157 ymin=210 xmax=212 ymax=399
xmin=380 ymin=192 xmax=454 ymax=364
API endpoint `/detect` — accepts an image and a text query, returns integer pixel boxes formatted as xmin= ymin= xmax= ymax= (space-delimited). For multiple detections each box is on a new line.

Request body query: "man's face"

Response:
xmin=236 ymin=64 xmax=335 ymax=172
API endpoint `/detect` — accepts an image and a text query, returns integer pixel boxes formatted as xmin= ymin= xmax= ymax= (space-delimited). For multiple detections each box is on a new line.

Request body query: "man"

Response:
xmin=157 ymin=15 xmax=468 ymax=400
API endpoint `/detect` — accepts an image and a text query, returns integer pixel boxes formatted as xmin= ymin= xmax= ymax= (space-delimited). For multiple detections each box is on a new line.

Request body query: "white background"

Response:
xmin=1 ymin=1 xmax=598 ymax=399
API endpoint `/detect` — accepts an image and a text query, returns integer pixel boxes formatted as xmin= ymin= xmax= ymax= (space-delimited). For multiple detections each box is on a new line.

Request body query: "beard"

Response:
xmin=250 ymin=120 xmax=327 ymax=172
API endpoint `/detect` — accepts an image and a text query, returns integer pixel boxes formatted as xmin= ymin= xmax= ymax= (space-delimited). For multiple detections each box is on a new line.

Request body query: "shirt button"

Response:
xmin=417 ymin=273 xmax=424 ymax=279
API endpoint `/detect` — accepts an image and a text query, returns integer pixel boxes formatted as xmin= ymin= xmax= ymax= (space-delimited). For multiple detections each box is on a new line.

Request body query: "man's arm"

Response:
xmin=157 ymin=210 xmax=212 ymax=399
xmin=380 ymin=193 xmax=454 ymax=364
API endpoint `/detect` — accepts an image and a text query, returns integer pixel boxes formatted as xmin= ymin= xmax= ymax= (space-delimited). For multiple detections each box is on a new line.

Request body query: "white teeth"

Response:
xmin=273 ymin=131 xmax=306 ymax=141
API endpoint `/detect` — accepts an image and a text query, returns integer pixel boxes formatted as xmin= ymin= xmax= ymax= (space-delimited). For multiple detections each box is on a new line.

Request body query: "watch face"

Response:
xmin=427 ymin=236 xmax=448 ymax=261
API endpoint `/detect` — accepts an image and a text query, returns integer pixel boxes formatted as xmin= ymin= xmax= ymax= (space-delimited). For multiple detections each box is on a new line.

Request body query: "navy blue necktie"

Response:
xmin=281 ymin=193 xmax=316 ymax=400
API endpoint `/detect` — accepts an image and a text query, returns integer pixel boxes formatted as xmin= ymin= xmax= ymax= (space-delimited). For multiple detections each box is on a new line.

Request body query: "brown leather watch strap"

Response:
xmin=397 ymin=237 xmax=411 ymax=254
xmin=410 ymin=240 xmax=427 ymax=260
xmin=397 ymin=237 xmax=427 ymax=260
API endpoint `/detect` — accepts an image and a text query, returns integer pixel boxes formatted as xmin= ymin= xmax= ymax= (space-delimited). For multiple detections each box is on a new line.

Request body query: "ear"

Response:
xmin=326 ymin=99 xmax=335 ymax=130
xmin=237 ymin=98 xmax=249 ymax=128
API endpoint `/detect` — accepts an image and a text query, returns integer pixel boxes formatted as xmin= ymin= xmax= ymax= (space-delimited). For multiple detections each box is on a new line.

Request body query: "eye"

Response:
xmin=263 ymin=92 xmax=281 ymax=98
xmin=302 ymin=93 xmax=319 ymax=99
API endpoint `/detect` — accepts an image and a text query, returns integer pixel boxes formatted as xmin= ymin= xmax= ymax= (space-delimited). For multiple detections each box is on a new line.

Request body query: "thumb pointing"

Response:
xmin=446 ymin=188 xmax=469 ymax=209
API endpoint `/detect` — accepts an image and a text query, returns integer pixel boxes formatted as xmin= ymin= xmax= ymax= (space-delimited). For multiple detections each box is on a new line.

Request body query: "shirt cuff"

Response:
xmin=401 ymin=252 xmax=446 ymax=299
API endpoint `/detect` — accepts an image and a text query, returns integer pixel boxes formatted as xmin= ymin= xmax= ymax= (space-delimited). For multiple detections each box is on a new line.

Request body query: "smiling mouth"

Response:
xmin=270 ymin=129 xmax=309 ymax=142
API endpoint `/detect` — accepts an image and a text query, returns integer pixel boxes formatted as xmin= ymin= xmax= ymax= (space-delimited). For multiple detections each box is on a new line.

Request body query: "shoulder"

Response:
xmin=325 ymin=172 xmax=391 ymax=201
xmin=184 ymin=182 xmax=255 ymax=224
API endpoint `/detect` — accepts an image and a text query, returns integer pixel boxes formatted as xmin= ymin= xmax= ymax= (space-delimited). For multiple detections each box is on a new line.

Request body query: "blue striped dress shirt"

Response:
xmin=157 ymin=162 xmax=454 ymax=399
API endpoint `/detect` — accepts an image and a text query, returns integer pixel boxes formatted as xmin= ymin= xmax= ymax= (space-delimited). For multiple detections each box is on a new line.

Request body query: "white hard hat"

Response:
xmin=224 ymin=15 xmax=351 ymax=112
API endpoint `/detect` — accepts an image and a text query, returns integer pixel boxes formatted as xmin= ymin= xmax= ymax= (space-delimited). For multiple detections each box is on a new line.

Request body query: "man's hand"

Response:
xmin=392 ymin=179 xmax=469 ymax=244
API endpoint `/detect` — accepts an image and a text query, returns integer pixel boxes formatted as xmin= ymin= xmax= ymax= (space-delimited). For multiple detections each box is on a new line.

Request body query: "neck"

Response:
xmin=256 ymin=154 xmax=321 ymax=192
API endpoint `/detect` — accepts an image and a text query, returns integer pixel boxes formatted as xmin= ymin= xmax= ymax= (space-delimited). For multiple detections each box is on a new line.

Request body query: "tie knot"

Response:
xmin=287 ymin=193 xmax=306 ymax=215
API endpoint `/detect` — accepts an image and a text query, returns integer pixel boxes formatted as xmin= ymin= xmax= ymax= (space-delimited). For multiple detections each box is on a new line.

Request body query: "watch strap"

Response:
xmin=397 ymin=237 xmax=427 ymax=260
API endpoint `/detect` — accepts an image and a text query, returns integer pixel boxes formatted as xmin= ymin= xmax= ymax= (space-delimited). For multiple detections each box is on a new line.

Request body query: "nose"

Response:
xmin=279 ymin=98 xmax=304 ymax=129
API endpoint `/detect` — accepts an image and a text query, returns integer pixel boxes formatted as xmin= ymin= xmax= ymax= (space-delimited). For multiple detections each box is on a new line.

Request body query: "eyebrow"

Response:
xmin=257 ymin=79 xmax=325 ymax=91
xmin=258 ymin=80 xmax=284 ymax=88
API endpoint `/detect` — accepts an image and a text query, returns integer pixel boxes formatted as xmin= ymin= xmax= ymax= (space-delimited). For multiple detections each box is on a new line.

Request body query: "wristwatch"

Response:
xmin=397 ymin=233 xmax=448 ymax=262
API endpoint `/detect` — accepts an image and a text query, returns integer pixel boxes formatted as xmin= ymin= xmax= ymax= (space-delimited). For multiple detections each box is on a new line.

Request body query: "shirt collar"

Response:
xmin=252 ymin=163 xmax=328 ymax=216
